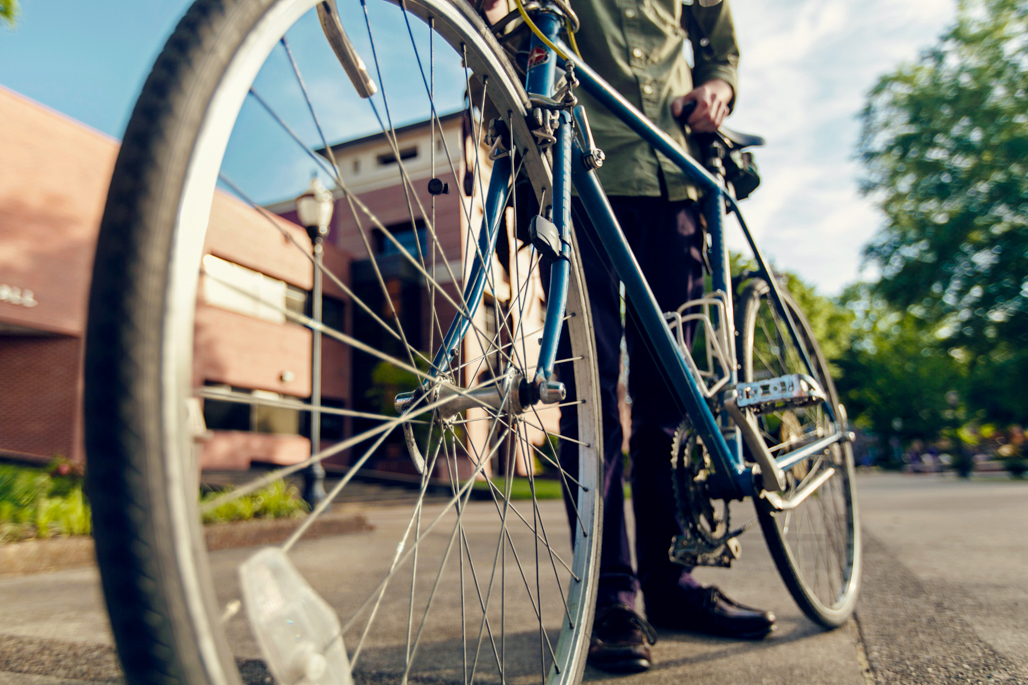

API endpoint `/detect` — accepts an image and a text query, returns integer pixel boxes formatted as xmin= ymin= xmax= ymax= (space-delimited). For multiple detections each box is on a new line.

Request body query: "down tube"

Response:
xmin=568 ymin=143 xmax=749 ymax=496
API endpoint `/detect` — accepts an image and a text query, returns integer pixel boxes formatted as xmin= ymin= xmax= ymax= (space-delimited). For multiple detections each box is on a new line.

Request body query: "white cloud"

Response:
xmin=725 ymin=0 xmax=955 ymax=295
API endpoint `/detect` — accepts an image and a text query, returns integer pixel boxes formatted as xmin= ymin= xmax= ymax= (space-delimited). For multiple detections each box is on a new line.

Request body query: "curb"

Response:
xmin=0 ymin=510 xmax=373 ymax=577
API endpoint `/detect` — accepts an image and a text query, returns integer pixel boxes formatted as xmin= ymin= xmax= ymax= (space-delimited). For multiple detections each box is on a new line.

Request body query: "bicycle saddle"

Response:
xmin=717 ymin=126 xmax=765 ymax=150
xmin=676 ymin=101 xmax=765 ymax=150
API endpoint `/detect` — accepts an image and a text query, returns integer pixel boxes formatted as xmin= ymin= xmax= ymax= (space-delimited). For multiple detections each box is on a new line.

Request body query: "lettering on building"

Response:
xmin=0 ymin=284 xmax=38 ymax=308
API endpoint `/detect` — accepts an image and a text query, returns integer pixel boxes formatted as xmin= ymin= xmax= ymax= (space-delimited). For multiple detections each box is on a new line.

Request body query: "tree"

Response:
xmin=858 ymin=0 xmax=1028 ymax=360
xmin=0 ymin=0 xmax=18 ymax=27
xmin=834 ymin=284 xmax=965 ymax=447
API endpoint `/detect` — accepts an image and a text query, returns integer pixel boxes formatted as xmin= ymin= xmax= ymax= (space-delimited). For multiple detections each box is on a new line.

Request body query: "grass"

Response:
xmin=0 ymin=460 xmax=91 ymax=543
xmin=471 ymin=476 xmax=565 ymax=500
xmin=0 ymin=460 xmax=310 ymax=542
xmin=201 ymin=479 xmax=309 ymax=524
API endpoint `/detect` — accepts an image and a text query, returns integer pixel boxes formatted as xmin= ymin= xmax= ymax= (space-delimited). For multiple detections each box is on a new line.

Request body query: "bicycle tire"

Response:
xmin=84 ymin=0 xmax=602 ymax=683
xmin=736 ymin=277 xmax=861 ymax=628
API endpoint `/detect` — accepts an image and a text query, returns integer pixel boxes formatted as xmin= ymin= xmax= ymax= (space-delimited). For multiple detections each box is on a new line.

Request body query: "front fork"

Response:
xmin=394 ymin=12 xmax=573 ymax=474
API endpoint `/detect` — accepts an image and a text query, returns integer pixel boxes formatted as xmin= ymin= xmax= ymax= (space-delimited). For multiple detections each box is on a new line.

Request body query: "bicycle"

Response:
xmin=83 ymin=0 xmax=860 ymax=684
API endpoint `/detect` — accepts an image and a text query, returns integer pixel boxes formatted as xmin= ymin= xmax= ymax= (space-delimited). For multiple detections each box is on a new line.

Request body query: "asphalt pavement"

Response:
xmin=0 ymin=472 xmax=1025 ymax=685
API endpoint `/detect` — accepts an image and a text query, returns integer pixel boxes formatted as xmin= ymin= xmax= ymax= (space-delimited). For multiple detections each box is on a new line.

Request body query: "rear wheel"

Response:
xmin=84 ymin=0 xmax=601 ymax=683
xmin=736 ymin=277 xmax=860 ymax=628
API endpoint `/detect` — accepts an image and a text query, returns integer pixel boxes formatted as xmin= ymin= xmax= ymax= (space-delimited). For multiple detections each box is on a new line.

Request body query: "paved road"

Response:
xmin=1 ymin=473 xmax=1025 ymax=685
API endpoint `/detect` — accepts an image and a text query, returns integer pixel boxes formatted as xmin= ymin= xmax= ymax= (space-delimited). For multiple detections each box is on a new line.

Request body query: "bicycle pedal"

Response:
xmin=669 ymin=536 xmax=741 ymax=568
xmin=735 ymin=373 xmax=826 ymax=414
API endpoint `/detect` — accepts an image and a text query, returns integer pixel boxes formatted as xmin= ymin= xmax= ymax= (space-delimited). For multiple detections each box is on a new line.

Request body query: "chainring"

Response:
xmin=671 ymin=419 xmax=730 ymax=548
xmin=669 ymin=419 xmax=753 ymax=567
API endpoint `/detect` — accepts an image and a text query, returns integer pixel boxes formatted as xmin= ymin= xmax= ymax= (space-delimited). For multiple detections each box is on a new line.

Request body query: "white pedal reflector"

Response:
xmin=240 ymin=547 xmax=353 ymax=685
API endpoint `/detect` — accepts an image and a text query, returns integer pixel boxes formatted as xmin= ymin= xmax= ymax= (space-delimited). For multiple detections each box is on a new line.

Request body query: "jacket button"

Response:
xmin=624 ymin=7 xmax=636 ymax=17
xmin=632 ymin=47 xmax=644 ymax=58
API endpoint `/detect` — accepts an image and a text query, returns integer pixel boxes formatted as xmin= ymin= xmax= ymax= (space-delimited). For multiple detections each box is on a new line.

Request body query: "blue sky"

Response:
xmin=0 ymin=0 xmax=957 ymax=294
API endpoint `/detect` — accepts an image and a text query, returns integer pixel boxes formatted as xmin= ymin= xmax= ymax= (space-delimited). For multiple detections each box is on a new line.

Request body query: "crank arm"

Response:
xmin=724 ymin=388 xmax=786 ymax=492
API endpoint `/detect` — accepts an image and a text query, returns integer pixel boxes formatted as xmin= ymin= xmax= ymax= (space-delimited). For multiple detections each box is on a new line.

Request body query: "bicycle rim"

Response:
xmin=738 ymin=278 xmax=860 ymax=628
xmin=84 ymin=0 xmax=601 ymax=683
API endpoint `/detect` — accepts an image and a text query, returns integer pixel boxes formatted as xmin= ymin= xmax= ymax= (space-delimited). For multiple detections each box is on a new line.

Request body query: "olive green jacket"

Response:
xmin=572 ymin=0 xmax=739 ymax=200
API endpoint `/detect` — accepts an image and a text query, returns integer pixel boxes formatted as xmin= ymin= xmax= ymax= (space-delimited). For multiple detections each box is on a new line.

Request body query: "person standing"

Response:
xmin=484 ymin=0 xmax=777 ymax=673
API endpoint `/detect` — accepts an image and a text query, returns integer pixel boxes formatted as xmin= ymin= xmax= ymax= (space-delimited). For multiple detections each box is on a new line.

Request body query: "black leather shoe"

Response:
xmin=645 ymin=585 xmax=776 ymax=639
xmin=587 ymin=604 xmax=658 ymax=673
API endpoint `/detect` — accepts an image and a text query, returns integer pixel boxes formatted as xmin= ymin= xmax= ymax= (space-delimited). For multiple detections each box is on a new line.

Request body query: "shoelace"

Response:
xmin=594 ymin=605 xmax=658 ymax=645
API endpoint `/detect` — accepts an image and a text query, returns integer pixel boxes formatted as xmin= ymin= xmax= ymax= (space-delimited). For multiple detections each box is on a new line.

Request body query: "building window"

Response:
xmin=202 ymin=383 xmax=302 ymax=436
xmin=377 ymin=146 xmax=418 ymax=166
xmin=352 ymin=159 xmax=360 ymax=174
xmin=202 ymin=384 xmax=254 ymax=432
xmin=309 ymin=397 xmax=348 ymax=442
xmin=376 ymin=219 xmax=427 ymax=257
xmin=202 ymin=254 xmax=306 ymax=324
xmin=320 ymin=295 xmax=346 ymax=333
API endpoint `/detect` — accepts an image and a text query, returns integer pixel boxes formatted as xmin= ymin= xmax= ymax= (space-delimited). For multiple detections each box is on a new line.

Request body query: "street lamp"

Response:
xmin=296 ymin=176 xmax=334 ymax=507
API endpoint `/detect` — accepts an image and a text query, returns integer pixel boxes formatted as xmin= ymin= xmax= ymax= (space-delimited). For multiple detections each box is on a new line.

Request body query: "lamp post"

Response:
xmin=296 ymin=176 xmax=334 ymax=507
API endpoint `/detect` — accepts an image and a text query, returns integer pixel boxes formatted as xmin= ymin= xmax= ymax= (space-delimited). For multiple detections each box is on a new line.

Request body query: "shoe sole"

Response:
xmin=588 ymin=657 xmax=651 ymax=674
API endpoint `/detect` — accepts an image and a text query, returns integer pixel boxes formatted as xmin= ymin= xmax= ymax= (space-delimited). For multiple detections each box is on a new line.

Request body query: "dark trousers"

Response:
xmin=556 ymin=195 xmax=704 ymax=610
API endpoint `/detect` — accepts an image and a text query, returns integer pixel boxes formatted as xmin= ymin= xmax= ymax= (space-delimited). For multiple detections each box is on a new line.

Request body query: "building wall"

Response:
xmin=0 ymin=88 xmax=551 ymax=478
xmin=0 ymin=88 xmax=116 ymax=463
xmin=0 ymin=336 xmax=83 ymax=463
xmin=0 ymin=87 xmax=117 ymax=337
xmin=0 ymin=88 xmax=354 ymax=469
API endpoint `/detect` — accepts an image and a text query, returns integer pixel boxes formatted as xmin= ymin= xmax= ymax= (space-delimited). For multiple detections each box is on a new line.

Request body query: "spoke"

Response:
xmin=281 ymin=412 xmax=403 ymax=552
xmin=526 ymin=404 xmax=589 ymax=536
xmin=195 ymin=386 xmax=427 ymax=423
xmin=521 ymin=416 xmax=590 ymax=448
xmin=243 ymin=88 xmax=480 ymax=369
xmin=453 ymin=435 xmax=579 ymax=580
xmin=199 ymin=372 xmax=497 ymax=514
xmin=520 ymin=427 xmax=574 ymax=632
xmin=341 ymin=382 xmax=516 ymax=645
xmin=215 ymin=175 xmax=433 ymax=366
xmin=200 ymin=266 xmax=508 ymax=419
xmin=465 ymin=430 xmax=519 ymax=685
xmin=355 ymin=0 xmax=504 ymax=372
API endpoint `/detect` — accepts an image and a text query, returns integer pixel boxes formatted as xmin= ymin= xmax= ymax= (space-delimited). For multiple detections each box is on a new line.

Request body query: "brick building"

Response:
xmin=1 ymin=88 xmax=552 ymax=478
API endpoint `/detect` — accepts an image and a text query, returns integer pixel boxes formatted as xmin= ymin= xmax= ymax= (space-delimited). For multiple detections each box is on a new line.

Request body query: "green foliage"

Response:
xmin=0 ymin=461 xmax=91 ymax=543
xmin=471 ymin=476 xmax=564 ymax=500
xmin=858 ymin=0 xmax=1028 ymax=361
xmin=201 ymin=479 xmax=308 ymax=524
xmin=781 ymin=273 xmax=855 ymax=376
xmin=0 ymin=0 xmax=18 ymax=27
xmin=835 ymin=284 xmax=965 ymax=444
xmin=731 ymin=252 xmax=855 ymax=377
xmin=855 ymin=0 xmax=1028 ymax=436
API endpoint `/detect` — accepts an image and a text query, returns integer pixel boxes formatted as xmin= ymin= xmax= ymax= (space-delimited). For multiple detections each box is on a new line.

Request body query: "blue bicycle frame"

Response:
xmin=438 ymin=8 xmax=847 ymax=501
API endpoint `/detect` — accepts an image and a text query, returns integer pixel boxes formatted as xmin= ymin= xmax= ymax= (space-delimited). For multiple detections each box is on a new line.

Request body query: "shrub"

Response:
xmin=201 ymin=479 xmax=309 ymax=524
xmin=0 ymin=460 xmax=91 ymax=542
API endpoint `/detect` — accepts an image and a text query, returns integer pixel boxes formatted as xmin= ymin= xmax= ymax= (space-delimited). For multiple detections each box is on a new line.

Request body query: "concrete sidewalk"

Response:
xmin=0 ymin=495 xmax=873 ymax=685
xmin=854 ymin=472 xmax=1028 ymax=684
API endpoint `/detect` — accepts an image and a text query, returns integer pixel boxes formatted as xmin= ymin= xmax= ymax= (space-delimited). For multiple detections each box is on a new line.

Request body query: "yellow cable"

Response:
xmin=512 ymin=0 xmax=581 ymax=62
xmin=566 ymin=21 xmax=582 ymax=58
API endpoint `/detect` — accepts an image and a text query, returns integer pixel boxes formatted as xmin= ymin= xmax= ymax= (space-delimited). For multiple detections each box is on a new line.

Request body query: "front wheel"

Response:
xmin=83 ymin=0 xmax=602 ymax=683
xmin=736 ymin=278 xmax=861 ymax=628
